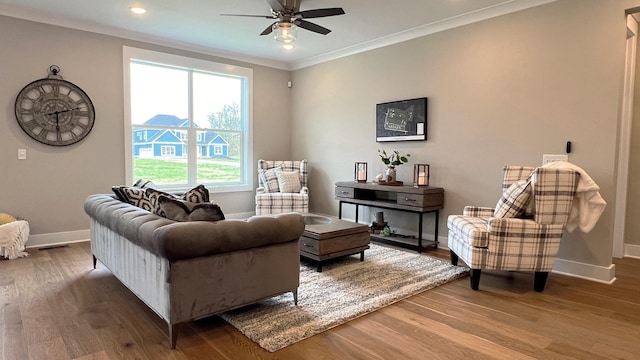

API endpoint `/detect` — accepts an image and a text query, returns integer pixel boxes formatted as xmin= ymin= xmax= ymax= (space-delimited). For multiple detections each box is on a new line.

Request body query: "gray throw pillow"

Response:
xmin=159 ymin=195 xmax=225 ymax=222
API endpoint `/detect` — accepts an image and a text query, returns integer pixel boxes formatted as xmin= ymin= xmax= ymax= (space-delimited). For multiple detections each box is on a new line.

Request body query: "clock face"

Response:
xmin=14 ymin=78 xmax=95 ymax=146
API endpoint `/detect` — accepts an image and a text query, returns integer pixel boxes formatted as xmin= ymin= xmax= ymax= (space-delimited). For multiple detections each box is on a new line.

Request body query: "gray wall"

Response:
xmin=0 ymin=15 xmax=292 ymax=236
xmin=291 ymin=0 xmax=633 ymax=267
xmin=1 ymin=0 xmax=635 ymax=270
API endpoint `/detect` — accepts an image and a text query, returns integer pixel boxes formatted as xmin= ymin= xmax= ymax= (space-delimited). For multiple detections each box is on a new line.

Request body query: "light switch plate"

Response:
xmin=542 ymin=154 xmax=568 ymax=164
xmin=18 ymin=148 xmax=27 ymax=160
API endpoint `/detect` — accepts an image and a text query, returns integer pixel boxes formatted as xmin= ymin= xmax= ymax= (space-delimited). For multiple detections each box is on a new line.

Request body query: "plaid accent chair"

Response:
xmin=447 ymin=166 xmax=579 ymax=292
xmin=255 ymin=160 xmax=309 ymax=215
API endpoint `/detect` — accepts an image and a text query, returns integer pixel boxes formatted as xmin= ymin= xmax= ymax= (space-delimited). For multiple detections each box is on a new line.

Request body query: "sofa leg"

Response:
xmin=450 ymin=250 xmax=459 ymax=266
xmin=92 ymin=255 xmax=97 ymax=269
xmin=534 ymin=272 xmax=549 ymax=292
xmin=470 ymin=269 xmax=481 ymax=290
xmin=292 ymin=289 xmax=298 ymax=305
xmin=168 ymin=323 xmax=180 ymax=349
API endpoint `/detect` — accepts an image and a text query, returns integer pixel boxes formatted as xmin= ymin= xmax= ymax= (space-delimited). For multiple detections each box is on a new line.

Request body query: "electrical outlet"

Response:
xmin=542 ymin=154 xmax=568 ymax=164
xmin=18 ymin=148 xmax=27 ymax=160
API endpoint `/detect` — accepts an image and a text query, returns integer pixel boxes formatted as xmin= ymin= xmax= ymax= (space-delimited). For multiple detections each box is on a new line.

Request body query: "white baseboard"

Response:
xmin=27 ymin=229 xmax=90 ymax=249
xmin=552 ymin=258 xmax=616 ymax=284
xmin=624 ymin=243 xmax=640 ymax=259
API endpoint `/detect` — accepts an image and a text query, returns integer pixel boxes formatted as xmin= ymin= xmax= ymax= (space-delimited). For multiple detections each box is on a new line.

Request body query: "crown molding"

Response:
xmin=0 ymin=4 xmax=290 ymax=71
xmin=0 ymin=0 xmax=557 ymax=72
xmin=290 ymin=0 xmax=557 ymax=70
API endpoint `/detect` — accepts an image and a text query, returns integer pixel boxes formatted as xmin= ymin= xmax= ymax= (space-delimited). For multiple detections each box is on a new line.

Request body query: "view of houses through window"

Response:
xmin=125 ymin=47 xmax=252 ymax=190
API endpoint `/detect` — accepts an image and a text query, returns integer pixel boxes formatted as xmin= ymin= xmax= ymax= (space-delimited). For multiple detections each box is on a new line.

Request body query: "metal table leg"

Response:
xmin=418 ymin=212 xmax=424 ymax=253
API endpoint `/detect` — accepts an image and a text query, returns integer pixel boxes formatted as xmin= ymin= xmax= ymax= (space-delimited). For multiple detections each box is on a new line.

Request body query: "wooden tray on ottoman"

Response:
xmin=300 ymin=216 xmax=370 ymax=272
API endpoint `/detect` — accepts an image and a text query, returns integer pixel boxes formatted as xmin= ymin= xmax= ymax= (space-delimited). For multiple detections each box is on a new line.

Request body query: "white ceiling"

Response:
xmin=0 ymin=0 xmax=556 ymax=70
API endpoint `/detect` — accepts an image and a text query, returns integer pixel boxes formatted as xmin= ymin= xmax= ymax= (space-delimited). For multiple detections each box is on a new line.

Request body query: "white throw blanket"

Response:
xmin=0 ymin=220 xmax=30 ymax=260
xmin=541 ymin=161 xmax=606 ymax=233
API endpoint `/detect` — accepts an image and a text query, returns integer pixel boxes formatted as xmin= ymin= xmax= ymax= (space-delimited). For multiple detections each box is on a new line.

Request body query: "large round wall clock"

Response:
xmin=14 ymin=65 xmax=95 ymax=146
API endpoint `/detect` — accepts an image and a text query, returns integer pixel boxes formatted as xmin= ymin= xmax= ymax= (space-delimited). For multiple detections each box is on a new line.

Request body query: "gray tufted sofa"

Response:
xmin=84 ymin=194 xmax=305 ymax=348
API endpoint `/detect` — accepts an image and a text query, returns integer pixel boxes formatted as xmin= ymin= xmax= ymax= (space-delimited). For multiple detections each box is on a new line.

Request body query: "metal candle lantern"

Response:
xmin=413 ymin=164 xmax=430 ymax=187
xmin=355 ymin=162 xmax=368 ymax=183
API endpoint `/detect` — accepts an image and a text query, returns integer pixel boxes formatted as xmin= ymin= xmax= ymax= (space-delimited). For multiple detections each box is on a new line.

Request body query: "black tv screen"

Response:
xmin=376 ymin=97 xmax=427 ymax=142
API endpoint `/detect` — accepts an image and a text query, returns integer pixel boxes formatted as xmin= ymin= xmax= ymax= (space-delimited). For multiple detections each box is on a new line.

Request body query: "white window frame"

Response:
xmin=123 ymin=46 xmax=253 ymax=193
xmin=214 ymin=145 xmax=223 ymax=155
xmin=161 ymin=145 xmax=176 ymax=157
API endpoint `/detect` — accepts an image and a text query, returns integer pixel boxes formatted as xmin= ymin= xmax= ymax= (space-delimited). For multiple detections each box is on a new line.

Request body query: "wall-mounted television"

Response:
xmin=376 ymin=97 xmax=427 ymax=142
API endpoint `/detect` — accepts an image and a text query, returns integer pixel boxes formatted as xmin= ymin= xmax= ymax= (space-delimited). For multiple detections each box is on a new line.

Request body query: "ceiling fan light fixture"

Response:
xmin=273 ymin=22 xmax=297 ymax=44
xmin=129 ymin=6 xmax=147 ymax=15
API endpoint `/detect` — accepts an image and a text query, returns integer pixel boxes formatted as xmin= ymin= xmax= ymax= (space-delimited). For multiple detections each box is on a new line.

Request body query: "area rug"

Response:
xmin=220 ymin=243 xmax=468 ymax=352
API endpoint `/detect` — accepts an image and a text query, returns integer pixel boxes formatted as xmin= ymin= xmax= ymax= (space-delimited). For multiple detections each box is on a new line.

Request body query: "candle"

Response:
xmin=418 ymin=172 xmax=426 ymax=185
xmin=355 ymin=162 xmax=367 ymax=182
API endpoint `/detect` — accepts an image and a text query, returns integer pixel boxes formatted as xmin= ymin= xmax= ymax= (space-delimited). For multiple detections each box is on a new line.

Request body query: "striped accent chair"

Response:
xmin=447 ymin=166 xmax=579 ymax=292
xmin=255 ymin=160 xmax=309 ymax=215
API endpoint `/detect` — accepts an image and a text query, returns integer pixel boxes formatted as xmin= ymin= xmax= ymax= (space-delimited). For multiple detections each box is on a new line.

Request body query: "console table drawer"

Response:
xmin=397 ymin=192 xmax=444 ymax=208
xmin=335 ymin=186 xmax=355 ymax=198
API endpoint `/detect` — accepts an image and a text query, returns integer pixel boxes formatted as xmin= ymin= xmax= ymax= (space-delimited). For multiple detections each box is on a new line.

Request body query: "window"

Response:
xmin=123 ymin=47 xmax=253 ymax=192
xmin=161 ymin=146 xmax=176 ymax=157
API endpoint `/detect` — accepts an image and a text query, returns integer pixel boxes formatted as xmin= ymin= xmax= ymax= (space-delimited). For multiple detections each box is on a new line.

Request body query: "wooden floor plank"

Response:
xmin=2 ymin=241 xmax=640 ymax=359
xmin=27 ymin=336 xmax=71 ymax=360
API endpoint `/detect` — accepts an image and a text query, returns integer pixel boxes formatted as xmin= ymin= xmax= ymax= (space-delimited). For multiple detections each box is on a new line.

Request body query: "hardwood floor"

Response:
xmin=2 ymin=241 xmax=639 ymax=359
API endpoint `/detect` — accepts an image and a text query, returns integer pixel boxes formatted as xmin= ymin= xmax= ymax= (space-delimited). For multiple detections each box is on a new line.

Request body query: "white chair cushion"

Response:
xmin=276 ymin=170 xmax=302 ymax=193
xmin=494 ymin=179 xmax=531 ymax=218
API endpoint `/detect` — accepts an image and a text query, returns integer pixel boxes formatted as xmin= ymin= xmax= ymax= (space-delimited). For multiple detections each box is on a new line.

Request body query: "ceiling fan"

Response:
xmin=221 ymin=0 xmax=345 ymax=37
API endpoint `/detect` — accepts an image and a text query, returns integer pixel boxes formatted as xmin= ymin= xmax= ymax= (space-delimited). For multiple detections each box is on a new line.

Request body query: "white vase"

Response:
xmin=385 ymin=167 xmax=396 ymax=182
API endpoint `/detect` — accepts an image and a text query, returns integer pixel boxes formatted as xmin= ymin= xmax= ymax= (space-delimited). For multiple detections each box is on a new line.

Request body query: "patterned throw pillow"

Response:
xmin=259 ymin=166 xmax=282 ymax=193
xmin=132 ymin=179 xmax=156 ymax=189
xmin=112 ymin=186 xmax=152 ymax=211
xmin=113 ymin=182 xmax=210 ymax=215
xmin=182 ymin=184 xmax=210 ymax=203
xmin=146 ymin=185 xmax=210 ymax=217
xmin=275 ymin=170 xmax=302 ymax=193
xmin=158 ymin=195 xmax=225 ymax=222
xmin=112 ymin=179 xmax=156 ymax=203
xmin=494 ymin=179 xmax=531 ymax=218
xmin=145 ymin=188 xmax=174 ymax=217
xmin=111 ymin=185 xmax=129 ymax=202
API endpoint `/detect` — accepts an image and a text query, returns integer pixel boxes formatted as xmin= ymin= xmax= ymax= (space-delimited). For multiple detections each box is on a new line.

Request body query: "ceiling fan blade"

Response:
xmin=295 ymin=19 xmax=331 ymax=35
xmin=260 ymin=22 xmax=277 ymax=36
xmin=295 ymin=8 xmax=345 ymax=19
xmin=220 ymin=14 xmax=277 ymax=19
xmin=266 ymin=0 xmax=285 ymax=12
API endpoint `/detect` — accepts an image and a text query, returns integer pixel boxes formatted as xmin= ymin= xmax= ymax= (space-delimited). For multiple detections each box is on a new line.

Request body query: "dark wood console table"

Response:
xmin=335 ymin=181 xmax=444 ymax=252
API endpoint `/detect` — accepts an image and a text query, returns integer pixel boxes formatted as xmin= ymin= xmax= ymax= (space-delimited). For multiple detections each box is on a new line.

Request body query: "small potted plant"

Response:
xmin=378 ymin=149 xmax=410 ymax=183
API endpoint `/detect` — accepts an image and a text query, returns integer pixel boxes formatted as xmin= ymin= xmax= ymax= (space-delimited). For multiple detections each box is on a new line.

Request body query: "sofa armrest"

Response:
xmin=463 ymin=206 xmax=495 ymax=217
xmin=256 ymin=186 xmax=267 ymax=194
